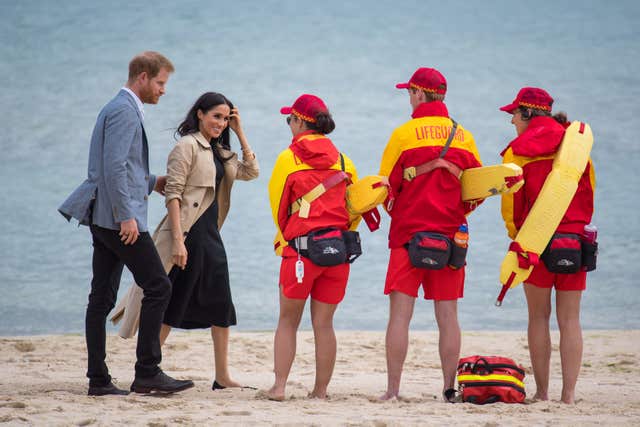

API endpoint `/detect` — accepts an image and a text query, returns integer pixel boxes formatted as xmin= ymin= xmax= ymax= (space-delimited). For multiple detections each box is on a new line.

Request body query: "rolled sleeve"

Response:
xmin=236 ymin=153 xmax=260 ymax=181
xmin=164 ymin=141 xmax=192 ymax=205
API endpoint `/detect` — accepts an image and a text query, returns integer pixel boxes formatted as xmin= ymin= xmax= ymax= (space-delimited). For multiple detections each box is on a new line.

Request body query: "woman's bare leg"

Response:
xmin=524 ymin=284 xmax=552 ymax=401
xmin=309 ymin=299 xmax=338 ymax=398
xmin=160 ymin=323 xmax=171 ymax=346
xmin=267 ymin=288 xmax=306 ymax=401
xmin=211 ymin=326 xmax=241 ymax=388
xmin=556 ymin=290 xmax=583 ymax=404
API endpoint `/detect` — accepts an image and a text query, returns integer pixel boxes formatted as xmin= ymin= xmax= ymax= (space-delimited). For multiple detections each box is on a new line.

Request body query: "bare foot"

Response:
xmin=308 ymin=391 xmax=329 ymax=400
xmin=378 ymin=390 xmax=399 ymax=401
xmin=266 ymin=386 xmax=285 ymax=402
xmin=532 ymin=392 xmax=549 ymax=401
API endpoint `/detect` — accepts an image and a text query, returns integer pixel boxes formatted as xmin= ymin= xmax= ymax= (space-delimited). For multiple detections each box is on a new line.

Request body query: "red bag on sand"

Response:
xmin=456 ymin=355 xmax=526 ymax=404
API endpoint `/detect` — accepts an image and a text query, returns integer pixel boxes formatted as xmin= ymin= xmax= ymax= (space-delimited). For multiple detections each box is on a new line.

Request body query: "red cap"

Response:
xmin=280 ymin=94 xmax=329 ymax=123
xmin=500 ymin=87 xmax=554 ymax=113
xmin=396 ymin=67 xmax=447 ymax=95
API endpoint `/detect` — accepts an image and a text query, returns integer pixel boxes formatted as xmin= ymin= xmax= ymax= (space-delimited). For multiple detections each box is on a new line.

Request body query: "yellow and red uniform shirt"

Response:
xmin=268 ymin=130 xmax=358 ymax=256
xmin=500 ymin=116 xmax=595 ymax=239
xmin=379 ymin=101 xmax=482 ymax=248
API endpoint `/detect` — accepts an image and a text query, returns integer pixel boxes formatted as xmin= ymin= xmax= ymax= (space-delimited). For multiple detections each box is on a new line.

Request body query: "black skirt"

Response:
xmin=163 ymin=152 xmax=236 ymax=329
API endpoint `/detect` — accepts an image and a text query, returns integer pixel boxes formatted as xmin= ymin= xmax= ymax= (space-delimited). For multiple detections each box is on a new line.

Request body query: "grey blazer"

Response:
xmin=59 ymin=89 xmax=157 ymax=231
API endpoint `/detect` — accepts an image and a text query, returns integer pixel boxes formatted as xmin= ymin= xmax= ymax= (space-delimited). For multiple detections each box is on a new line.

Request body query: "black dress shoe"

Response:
xmin=130 ymin=371 xmax=194 ymax=394
xmin=88 ymin=382 xmax=130 ymax=396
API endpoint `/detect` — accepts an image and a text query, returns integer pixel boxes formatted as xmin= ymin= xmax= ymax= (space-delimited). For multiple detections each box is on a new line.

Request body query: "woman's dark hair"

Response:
xmin=552 ymin=111 xmax=568 ymax=124
xmin=517 ymin=106 xmax=568 ymax=125
xmin=175 ymin=92 xmax=234 ymax=161
xmin=306 ymin=112 xmax=335 ymax=134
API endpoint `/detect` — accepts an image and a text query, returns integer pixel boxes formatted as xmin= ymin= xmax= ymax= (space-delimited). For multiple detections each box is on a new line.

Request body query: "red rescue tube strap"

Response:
xmin=509 ymin=241 xmax=539 ymax=269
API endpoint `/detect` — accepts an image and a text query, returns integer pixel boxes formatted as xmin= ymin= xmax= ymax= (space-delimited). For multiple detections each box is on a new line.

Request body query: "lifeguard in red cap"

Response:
xmin=267 ymin=94 xmax=360 ymax=400
xmin=378 ymin=67 xmax=482 ymax=401
xmin=499 ymin=87 xmax=596 ymax=404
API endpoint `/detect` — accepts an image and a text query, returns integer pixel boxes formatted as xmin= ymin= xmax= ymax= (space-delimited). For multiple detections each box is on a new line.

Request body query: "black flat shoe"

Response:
xmin=212 ymin=380 xmax=257 ymax=391
xmin=88 ymin=382 xmax=130 ymax=396
xmin=443 ymin=388 xmax=460 ymax=403
xmin=131 ymin=371 xmax=194 ymax=394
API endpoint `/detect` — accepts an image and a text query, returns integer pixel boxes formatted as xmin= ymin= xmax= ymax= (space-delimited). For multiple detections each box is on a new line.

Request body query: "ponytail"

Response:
xmin=553 ymin=111 xmax=568 ymax=125
xmin=307 ymin=112 xmax=336 ymax=134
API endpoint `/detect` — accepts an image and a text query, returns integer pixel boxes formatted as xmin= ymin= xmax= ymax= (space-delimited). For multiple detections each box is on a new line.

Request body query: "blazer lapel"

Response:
xmin=119 ymin=89 xmax=150 ymax=171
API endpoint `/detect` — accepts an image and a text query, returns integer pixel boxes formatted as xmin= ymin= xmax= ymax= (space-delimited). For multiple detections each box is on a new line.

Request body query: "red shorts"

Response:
xmin=279 ymin=256 xmax=350 ymax=304
xmin=384 ymin=247 xmax=464 ymax=300
xmin=525 ymin=262 xmax=587 ymax=291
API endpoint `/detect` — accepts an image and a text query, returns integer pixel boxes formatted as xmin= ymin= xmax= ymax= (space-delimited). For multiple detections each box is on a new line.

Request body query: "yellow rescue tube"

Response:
xmin=348 ymin=164 xmax=524 ymax=216
xmin=499 ymin=121 xmax=594 ymax=290
xmin=461 ymin=163 xmax=523 ymax=201
xmin=346 ymin=175 xmax=389 ymax=215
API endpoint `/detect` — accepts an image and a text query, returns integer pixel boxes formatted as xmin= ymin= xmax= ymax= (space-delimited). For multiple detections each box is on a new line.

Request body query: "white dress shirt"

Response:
xmin=122 ymin=87 xmax=145 ymax=121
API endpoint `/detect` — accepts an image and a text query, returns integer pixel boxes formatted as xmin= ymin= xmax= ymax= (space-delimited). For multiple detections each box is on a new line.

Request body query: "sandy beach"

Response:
xmin=1 ymin=330 xmax=638 ymax=426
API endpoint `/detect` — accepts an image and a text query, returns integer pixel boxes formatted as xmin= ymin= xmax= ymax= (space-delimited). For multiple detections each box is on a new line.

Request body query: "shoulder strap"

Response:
xmin=439 ymin=119 xmax=458 ymax=158
xmin=403 ymin=119 xmax=462 ymax=181
xmin=289 ymin=170 xmax=350 ymax=218
xmin=289 ymin=153 xmax=350 ymax=218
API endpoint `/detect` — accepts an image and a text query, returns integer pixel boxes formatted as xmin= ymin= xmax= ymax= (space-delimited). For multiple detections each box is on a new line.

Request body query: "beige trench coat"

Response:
xmin=110 ymin=132 xmax=259 ymax=337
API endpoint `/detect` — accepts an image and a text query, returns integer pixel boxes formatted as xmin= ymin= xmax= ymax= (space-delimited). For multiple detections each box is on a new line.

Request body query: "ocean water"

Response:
xmin=1 ymin=0 xmax=639 ymax=335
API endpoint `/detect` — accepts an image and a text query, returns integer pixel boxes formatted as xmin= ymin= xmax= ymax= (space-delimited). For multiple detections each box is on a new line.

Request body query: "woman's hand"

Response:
xmin=228 ymin=107 xmax=243 ymax=134
xmin=153 ymin=175 xmax=167 ymax=195
xmin=229 ymin=106 xmax=254 ymax=158
xmin=172 ymin=238 xmax=188 ymax=270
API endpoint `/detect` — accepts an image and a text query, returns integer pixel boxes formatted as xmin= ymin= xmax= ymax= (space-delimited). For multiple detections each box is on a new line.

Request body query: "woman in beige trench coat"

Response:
xmin=111 ymin=92 xmax=259 ymax=390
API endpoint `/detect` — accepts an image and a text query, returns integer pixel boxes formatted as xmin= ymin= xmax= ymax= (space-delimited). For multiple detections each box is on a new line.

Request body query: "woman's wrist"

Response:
xmin=233 ymin=127 xmax=245 ymax=139
xmin=240 ymin=143 xmax=254 ymax=157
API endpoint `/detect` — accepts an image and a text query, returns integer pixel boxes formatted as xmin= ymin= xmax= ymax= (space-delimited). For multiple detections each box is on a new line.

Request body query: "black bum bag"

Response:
xmin=289 ymin=228 xmax=362 ymax=266
xmin=406 ymin=231 xmax=467 ymax=270
xmin=542 ymin=233 xmax=598 ymax=274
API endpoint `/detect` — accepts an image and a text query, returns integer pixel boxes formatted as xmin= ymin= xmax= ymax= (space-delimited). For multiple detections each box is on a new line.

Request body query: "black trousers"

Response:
xmin=86 ymin=225 xmax=171 ymax=386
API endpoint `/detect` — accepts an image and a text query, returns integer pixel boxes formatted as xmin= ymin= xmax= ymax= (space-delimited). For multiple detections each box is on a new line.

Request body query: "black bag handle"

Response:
xmin=472 ymin=357 xmax=494 ymax=374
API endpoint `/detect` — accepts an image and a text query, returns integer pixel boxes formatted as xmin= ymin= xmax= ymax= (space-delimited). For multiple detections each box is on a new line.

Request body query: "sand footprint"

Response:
xmin=221 ymin=410 xmax=251 ymax=416
xmin=13 ymin=341 xmax=35 ymax=352
xmin=0 ymin=402 xmax=27 ymax=409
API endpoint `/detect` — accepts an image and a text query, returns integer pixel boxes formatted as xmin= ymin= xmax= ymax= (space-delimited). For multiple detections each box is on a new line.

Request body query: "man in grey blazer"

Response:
xmin=59 ymin=51 xmax=193 ymax=396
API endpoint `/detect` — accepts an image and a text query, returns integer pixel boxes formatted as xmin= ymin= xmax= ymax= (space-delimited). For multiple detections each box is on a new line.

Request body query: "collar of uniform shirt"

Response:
xmin=122 ymin=86 xmax=145 ymax=121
